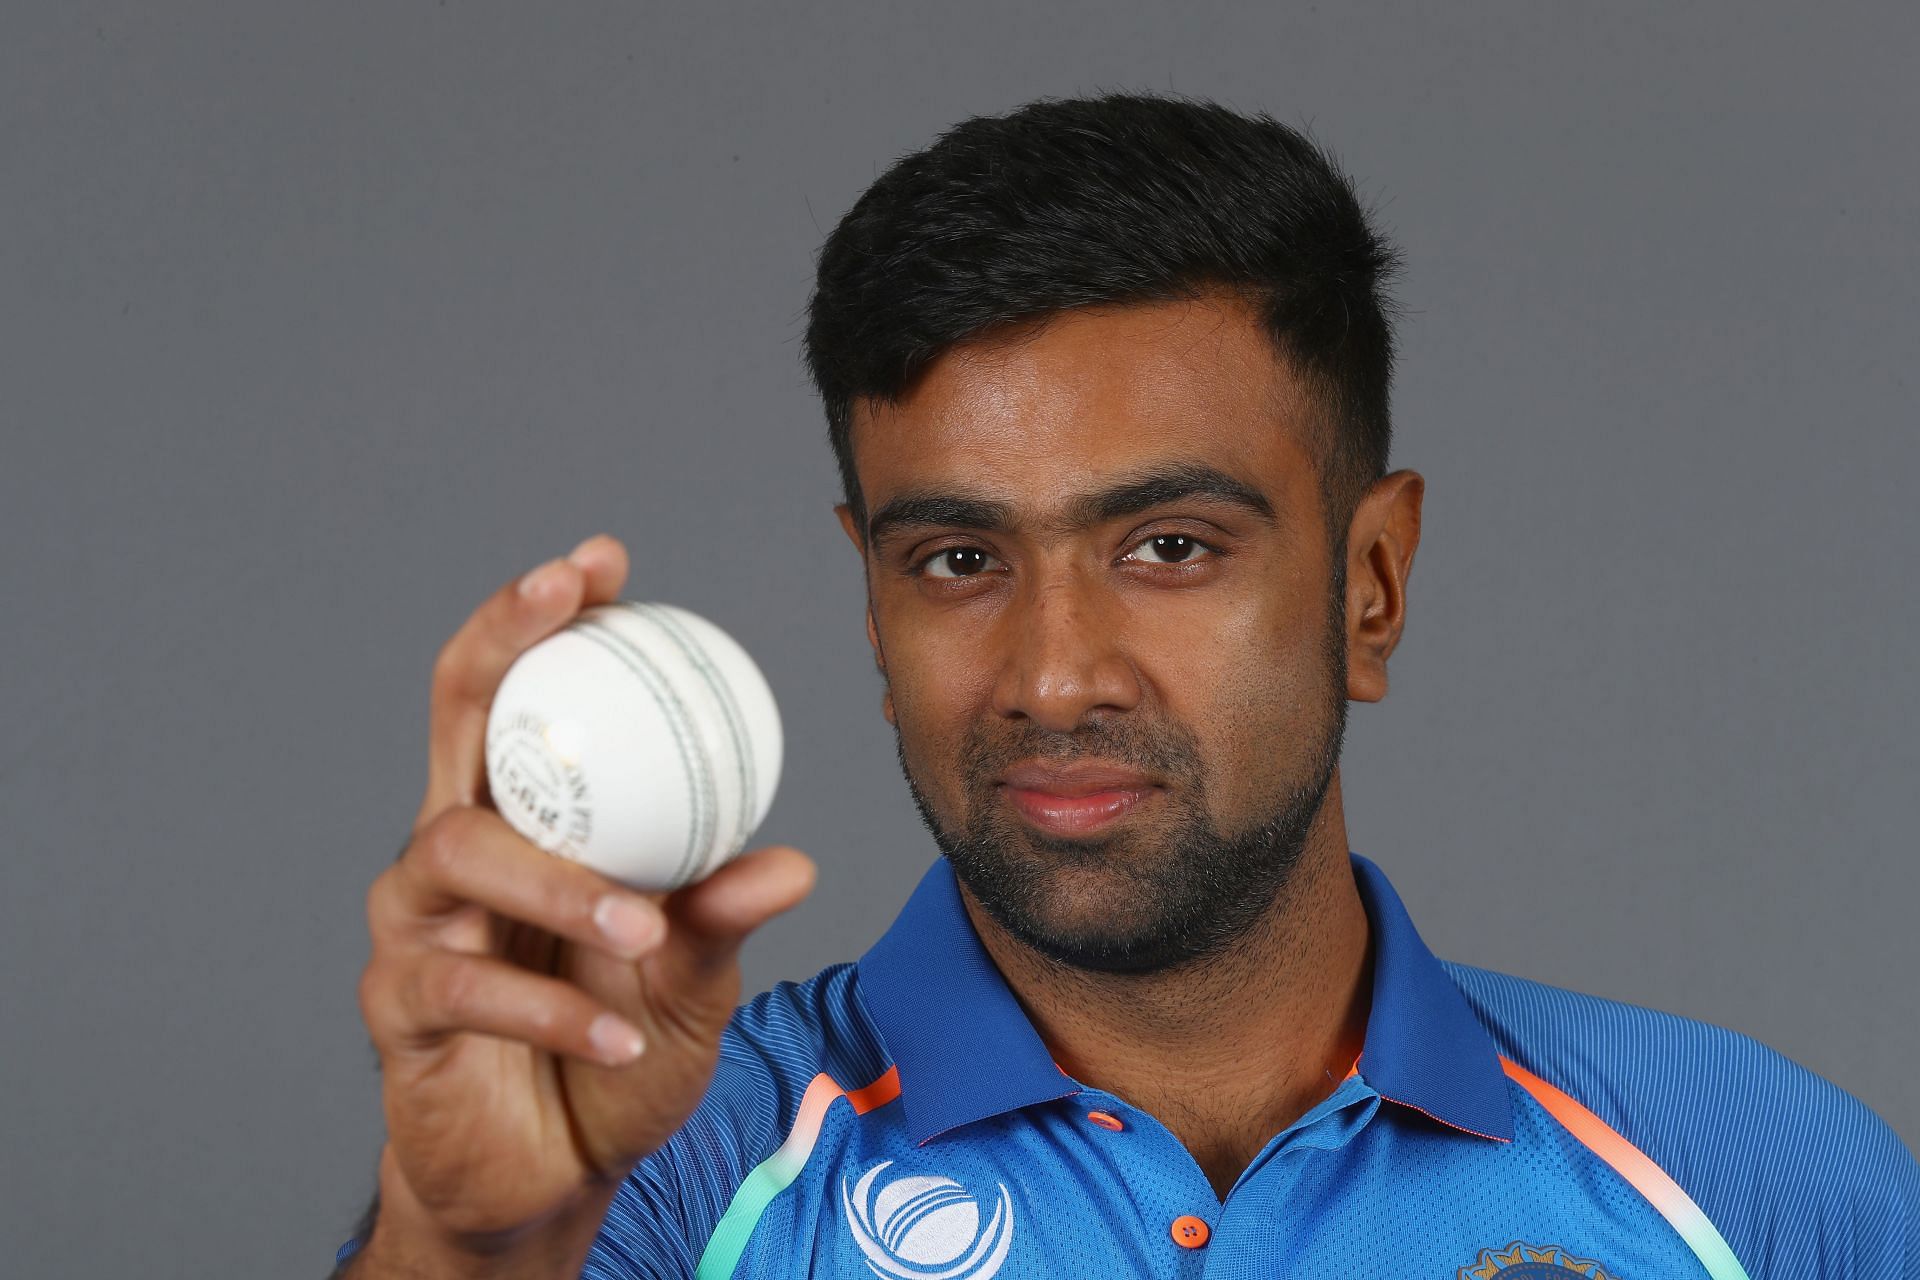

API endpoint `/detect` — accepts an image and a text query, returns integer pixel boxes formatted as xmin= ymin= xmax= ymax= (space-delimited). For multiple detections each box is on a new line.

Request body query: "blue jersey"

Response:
xmin=339 ymin=854 xmax=1918 ymax=1278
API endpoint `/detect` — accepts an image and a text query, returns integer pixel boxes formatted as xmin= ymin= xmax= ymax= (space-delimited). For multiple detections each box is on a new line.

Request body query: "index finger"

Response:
xmin=415 ymin=533 xmax=631 ymax=829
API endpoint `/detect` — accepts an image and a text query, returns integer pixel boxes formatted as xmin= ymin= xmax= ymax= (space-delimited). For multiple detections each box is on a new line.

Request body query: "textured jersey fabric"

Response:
xmin=336 ymin=854 xmax=1918 ymax=1278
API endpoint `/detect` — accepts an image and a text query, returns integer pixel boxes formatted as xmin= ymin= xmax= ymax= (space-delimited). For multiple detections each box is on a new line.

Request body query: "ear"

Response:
xmin=1343 ymin=470 xmax=1424 ymax=704
xmin=834 ymin=502 xmax=865 ymax=558
xmin=835 ymin=503 xmax=894 ymax=725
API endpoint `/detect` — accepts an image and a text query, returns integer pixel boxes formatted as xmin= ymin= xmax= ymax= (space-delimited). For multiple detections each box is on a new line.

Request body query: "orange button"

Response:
xmin=1170 ymin=1215 xmax=1211 ymax=1249
xmin=1086 ymin=1110 xmax=1124 ymax=1131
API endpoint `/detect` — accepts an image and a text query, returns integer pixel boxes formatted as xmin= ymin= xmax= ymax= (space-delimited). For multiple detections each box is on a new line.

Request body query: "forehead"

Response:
xmin=848 ymin=294 xmax=1317 ymax=512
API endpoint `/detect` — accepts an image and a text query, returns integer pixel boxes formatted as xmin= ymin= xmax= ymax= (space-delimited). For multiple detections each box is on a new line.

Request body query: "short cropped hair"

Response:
xmin=802 ymin=90 xmax=1406 ymax=549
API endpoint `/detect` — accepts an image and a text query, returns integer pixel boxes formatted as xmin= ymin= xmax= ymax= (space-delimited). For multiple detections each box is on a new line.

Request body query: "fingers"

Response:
xmin=568 ymin=534 xmax=630 ymax=602
xmin=360 ymin=820 xmax=817 ymax=1078
xmin=365 ymin=948 xmax=649 ymax=1068
xmin=374 ymin=807 xmax=668 ymax=964
xmin=364 ymin=805 xmax=666 ymax=1066
xmin=417 ymin=534 xmax=631 ymax=826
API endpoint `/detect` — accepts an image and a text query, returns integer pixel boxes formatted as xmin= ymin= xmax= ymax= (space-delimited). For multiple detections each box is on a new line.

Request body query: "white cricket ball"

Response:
xmin=483 ymin=601 xmax=783 ymax=892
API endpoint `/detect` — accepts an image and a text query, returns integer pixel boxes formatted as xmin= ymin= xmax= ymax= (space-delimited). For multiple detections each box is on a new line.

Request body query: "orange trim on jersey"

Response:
xmin=842 ymin=1064 xmax=901 ymax=1114
xmin=1501 ymin=1056 xmax=1665 ymax=1180
xmin=1499 ymin=1056 xmax=1750 ymax=1279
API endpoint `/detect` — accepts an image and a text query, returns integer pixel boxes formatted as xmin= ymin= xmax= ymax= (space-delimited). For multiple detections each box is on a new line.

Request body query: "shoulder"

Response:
xmin=677 ymin=958 xmax=894 ymax=1171
xmin=722 ymin=959 xmax=893 ymax=1091
xmin=1443 ymin=960 xmax=1920 ymax=1277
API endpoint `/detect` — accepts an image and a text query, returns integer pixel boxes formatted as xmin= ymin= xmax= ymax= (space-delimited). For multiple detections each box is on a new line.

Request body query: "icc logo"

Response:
xmin=841 ymin=1160 xmax=1016 ymax=1280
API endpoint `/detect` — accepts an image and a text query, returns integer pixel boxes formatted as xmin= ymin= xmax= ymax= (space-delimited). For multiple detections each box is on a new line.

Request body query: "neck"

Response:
xmin=958 ymin=772 xmax=1372 ymax=1196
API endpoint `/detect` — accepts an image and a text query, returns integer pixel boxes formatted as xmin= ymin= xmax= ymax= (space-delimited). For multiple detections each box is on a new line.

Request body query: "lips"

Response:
xmin=997 ymin=759 xmax=1161 ymax=837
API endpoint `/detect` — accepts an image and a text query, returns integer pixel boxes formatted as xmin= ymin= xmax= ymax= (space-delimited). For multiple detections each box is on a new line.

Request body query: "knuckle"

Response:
xmin=365 ymin=897 xmax=393 ymax=947
xmin=366 ymin=863 xmax=405 ymax=929
xmin=552 ymin=870 xmax=600 ymax=934
xmin=429 ymin=632 xmax=464 ymax=681
xmin=428 ymin=642 xmax=461 ymax=698
xmin=510 ymin=868 xmax=568 ymax=938
xmin=429 ymin=638 xmax=481 ymax=707
xmin=501 ymin=833 xmax=581 ymax=922
xmin=357 ymin=962 xmax=396 ymax=1035
xmin=416 ymin=809 xmax=477 ymax=879
xmin=422 ymin=955 xmax=478 ymax=1021
xmin=364 ymin=869 xmax=388 ymax=925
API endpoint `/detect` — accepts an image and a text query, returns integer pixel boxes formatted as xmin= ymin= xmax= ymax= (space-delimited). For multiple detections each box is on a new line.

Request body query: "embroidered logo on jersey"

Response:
xmin=841 ymin=1159 xmax=1015 ymax=1280
xmin=1458 ymin=1240 xmax=1621 ymax=1278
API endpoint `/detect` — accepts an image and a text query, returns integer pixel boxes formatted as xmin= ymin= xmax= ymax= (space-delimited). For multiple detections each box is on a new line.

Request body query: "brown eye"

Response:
xmin=1126 ymin=534 xmax=1211 ymax=565
xmin=924 ymin=547 xmax=998 ymax=579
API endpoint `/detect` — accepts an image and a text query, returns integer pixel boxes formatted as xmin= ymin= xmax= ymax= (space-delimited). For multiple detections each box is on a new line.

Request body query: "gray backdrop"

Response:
xmin=3 ymin=3 xmax=1914 ymax=1275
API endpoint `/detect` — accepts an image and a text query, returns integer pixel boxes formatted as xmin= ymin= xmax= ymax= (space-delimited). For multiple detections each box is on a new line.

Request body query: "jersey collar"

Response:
xmin=856 ymin=852 xmax=1513 ymax=1146
xmin=1349 ymin=853 xmax=1514 ymax=1142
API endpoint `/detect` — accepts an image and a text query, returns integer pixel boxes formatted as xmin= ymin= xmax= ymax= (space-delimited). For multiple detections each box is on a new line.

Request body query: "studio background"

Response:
xmin=3 ymin=4 xmax=1914 ymax=1276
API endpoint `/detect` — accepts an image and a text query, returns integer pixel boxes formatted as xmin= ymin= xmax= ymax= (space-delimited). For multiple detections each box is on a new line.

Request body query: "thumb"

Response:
xmin=660 ymin=845 xmax=817 ymax=979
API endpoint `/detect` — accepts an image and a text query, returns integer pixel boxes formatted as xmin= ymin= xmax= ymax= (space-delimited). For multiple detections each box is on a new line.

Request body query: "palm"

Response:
xmin=386 ymin=914 xmax=742 ymax=1238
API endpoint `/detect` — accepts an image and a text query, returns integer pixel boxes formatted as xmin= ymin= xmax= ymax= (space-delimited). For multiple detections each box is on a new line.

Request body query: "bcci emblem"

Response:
xmin=841 ymin=1160 xmax=1015 ymax=1280
xmin=1459 ymin=1240 xmax=1622 ymax=1278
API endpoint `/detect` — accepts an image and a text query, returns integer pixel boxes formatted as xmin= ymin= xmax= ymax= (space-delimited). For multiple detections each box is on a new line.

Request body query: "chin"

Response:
xmin=1006 ymin=908 xmax=1199 ymax=975
xmin=1024 ymin=864 xmax=1155 ymax=929
xmin=952 ymin=841 xmax=1191 ymax=968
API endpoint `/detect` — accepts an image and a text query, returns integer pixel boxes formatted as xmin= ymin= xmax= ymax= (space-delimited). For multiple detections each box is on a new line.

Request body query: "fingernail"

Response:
xmin=595 ymin=895 xmax=662 ymax=956
xmin=590 ymin=1014 xmax=646 ymax=1064
xmin=518 ymin=559 xmax=568 ymax=601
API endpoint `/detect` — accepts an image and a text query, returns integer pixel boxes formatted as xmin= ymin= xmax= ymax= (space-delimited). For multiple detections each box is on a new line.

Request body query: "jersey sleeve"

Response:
xmin=1445 ymin=961 xmax=1920 ymax=1278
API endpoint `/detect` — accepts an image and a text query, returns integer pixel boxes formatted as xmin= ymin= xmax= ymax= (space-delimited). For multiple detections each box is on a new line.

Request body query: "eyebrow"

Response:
xmin=865 ymin=461 xmax=1278 ymax=549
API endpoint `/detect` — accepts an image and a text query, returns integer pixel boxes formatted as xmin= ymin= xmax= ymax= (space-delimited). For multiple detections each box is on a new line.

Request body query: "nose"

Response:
xmin=989 ymin=570 xmax=1142 ymax=732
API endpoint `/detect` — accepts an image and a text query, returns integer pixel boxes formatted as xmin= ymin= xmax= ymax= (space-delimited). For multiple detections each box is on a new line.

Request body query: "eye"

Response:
xmin=921 ymin=547 xmax=1001 ymax=579
xmin=1124 ymin=533 xmax=1214 ymax=565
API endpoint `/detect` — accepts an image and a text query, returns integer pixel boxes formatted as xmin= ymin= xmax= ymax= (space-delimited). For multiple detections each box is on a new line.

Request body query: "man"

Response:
xmin=338 ymin=93 xmax=1917 ymax=1279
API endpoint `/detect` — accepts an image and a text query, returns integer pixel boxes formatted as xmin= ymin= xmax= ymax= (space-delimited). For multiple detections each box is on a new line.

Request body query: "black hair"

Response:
xmin=801 ymin=90 xmax=1405 ymax=549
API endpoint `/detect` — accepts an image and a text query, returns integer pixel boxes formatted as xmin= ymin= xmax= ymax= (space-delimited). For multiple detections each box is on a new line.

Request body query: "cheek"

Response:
xmin=1148 ymin=583 xmax=1317 ymax=701
xmin=1145 ymin=586 xmax=1332 ymax=786
xmin=881 ymin=623 xmax=996 ymax=757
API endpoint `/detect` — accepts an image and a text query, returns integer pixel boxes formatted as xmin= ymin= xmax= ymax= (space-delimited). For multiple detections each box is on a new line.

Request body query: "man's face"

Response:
xmin=841 ymin=295 xmax=1353 ymax=975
